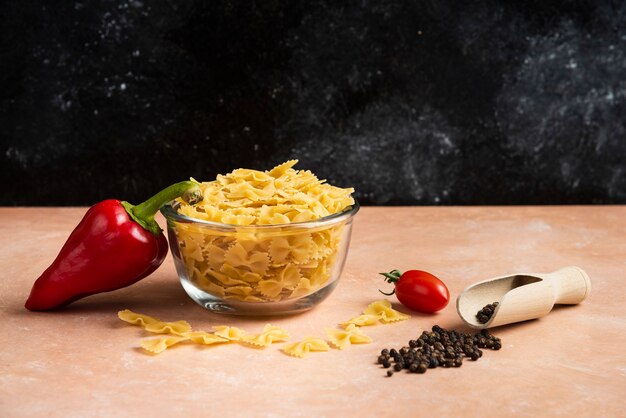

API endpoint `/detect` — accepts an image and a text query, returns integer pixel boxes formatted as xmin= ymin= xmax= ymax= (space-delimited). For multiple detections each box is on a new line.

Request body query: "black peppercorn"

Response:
xmin=375 ymin=324 xmax=501 ymax=377
xmin=476 ymin=302 xmax=499 ymax=323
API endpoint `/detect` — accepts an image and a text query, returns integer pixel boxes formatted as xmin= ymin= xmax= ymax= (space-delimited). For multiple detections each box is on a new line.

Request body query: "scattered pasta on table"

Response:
xmin=118 ymin=300 xmax=408 ymax=357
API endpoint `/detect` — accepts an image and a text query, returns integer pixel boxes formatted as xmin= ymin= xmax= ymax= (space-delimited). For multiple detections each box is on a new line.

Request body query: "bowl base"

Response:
xmin=180 ymin=278 xmax=340 ymax=316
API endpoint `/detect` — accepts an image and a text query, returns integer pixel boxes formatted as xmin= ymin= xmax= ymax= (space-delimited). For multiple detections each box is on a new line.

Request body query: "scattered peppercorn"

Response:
xmin=376 ymin=325 xmax=502 ymax=376
xmin=476 ymin=302 xmax=499 ymax=323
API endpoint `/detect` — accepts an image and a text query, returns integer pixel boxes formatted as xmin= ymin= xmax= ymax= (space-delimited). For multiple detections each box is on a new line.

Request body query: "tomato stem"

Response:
xmin=379 ymin=270 xmax=402 ymax=283
xmin=378 ymin=269 xmax=403 ymax=296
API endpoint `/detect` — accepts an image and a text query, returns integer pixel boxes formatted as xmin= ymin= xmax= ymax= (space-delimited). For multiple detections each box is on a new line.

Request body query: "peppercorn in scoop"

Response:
xmin=377 ymin=325 xmax=501 ymax=376
xmin=476 ymin=302 xmax=499 ymax=324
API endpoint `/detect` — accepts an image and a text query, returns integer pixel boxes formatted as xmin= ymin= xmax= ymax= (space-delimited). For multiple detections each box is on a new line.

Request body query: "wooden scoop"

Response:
xmin=456 ymin=266 xmax=591 ymax=329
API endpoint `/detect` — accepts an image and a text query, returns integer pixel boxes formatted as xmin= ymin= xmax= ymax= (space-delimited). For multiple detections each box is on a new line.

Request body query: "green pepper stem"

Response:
xmin=122 ymin=180 xmax=200 ymax=236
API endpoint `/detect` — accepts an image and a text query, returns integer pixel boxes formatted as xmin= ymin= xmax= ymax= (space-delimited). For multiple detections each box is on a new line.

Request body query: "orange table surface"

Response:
xmin=1 ymin=206 xmax=625 ymax=417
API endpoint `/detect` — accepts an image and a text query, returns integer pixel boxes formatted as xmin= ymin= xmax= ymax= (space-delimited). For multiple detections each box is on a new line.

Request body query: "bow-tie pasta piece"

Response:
xmin=205 ymin=243 xmax=227 ymax=271
xmin=220 ymin=264 xmax=262 ymax=284
xmin=224 ymin=286 xmax=254 ymax=298
xmin=364 ymin=299 xmax=411 ymax=323
xmin=277 ymin=264 xmax=302 ymax=289
xmin=340 ymin=314 xmax=381 ymax=328
xmin=118 ymin=310 xmax=192 ymax=336
xmin=224 ymin=294 xmax=267 ymax=302
xmin=225 ymin=177 xmax=276 ymax=202
xmin=242 ymin=324 xmax=291 ymax=348
xmin=204 ymin=267 xmax=248 ymax=287
xmin=308 ymin=263 xmax=332 ymax=288
xmin=326 ymin=324 xmax=373 ymax=350
xmin=183 ymin=331 xmax=230 ymax=345
xmin=224 ymin=243 xmax=270 ymax=275
xmin=213 ymin=326 xmax=248 ymax=341
xmin=193 ymin=273 xmax=227 ymax=298
xmin=290 ymin=278 xmax=313 ymax=298
xmin=258 ymin=211 xmax=291 ymax=225
xmin=144 ymin=320 xmax=192 ymax=336
xmin=178 ymin=204 xmax=212 ymax=222
xmin=118 ymin=310 xmax=160 ymax=327
xmin=282 ymin=337 xmax=331 ymax=358
xmin=257 ymin=279 xmax=285 ymax=299
xmin=141 ymin=336 xmax=190 ymax=354
xmin=268 ymin=159 xmax=299 ymax=178
xmin=268 ymin=234 xmax=315 ymax=265
xmin=220 ymin=213 xmax=257 ymax=226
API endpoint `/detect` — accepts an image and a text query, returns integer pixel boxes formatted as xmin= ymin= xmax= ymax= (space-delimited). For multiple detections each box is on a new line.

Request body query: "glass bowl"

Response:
xmin=160 ymin=201 xmax=359 ymax=315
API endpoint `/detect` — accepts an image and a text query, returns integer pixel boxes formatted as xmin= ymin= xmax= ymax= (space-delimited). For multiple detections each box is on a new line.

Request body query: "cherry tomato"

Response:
xmin=380 ymin=269 xmax=449 ymax=313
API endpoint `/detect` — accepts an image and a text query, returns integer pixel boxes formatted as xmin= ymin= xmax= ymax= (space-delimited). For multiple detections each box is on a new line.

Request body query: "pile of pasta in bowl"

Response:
xmin=160 ymin=160 xmax=359 ymax=315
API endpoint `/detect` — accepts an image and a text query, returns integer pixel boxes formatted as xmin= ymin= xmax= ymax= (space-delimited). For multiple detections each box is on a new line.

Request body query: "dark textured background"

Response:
xmin=1 ymin=1 xmax=625 ymax=206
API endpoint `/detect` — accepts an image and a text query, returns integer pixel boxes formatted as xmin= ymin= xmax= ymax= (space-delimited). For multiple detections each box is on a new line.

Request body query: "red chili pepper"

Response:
xmin=25 ymin=181 xmax=200 ymax=311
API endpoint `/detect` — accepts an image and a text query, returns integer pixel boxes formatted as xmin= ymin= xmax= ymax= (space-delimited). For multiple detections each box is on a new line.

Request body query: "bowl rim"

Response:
xmin=160 ymin=199 xmax=360 ymax=230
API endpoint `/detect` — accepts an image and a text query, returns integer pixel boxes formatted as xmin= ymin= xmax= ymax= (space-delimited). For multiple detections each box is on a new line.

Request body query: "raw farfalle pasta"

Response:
xmin=325 ymin=324 xmax=373 ymax=350
xmin=177 ymin=160 xmax=354 ymax=225
xmin=340 ymin=314 xmax=382 ymax=328
xmin=118 ymin=309 xmax=192 ymax=335
xmin=212 ymin=326 xmax=248 ymax=341
xmin=118 ymin=309 xmax=160 ymax=327
xmin=118 ymin=310 xmax=291 ymax=354
xmin=282 ymin=337 xmax=331 ymax=358
xmin=144 ymin=320 xmax=192 ymax=335
xmin=184 ymin=331 xmax=229 ymax=345
xmin=363 ymin=299 xmax=411 ymax=323
xmin=141 ymin=336 xmax=190 ymax=354
xmin=173 ymin=160 xmax=355 ymax=302
xmin=241 ymin=324 xmax=291 ymax=348
xmin=118 ymin=310 xmax=235 ymax=354
xmin=340 ymin=299 xmax=410 ymax=328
